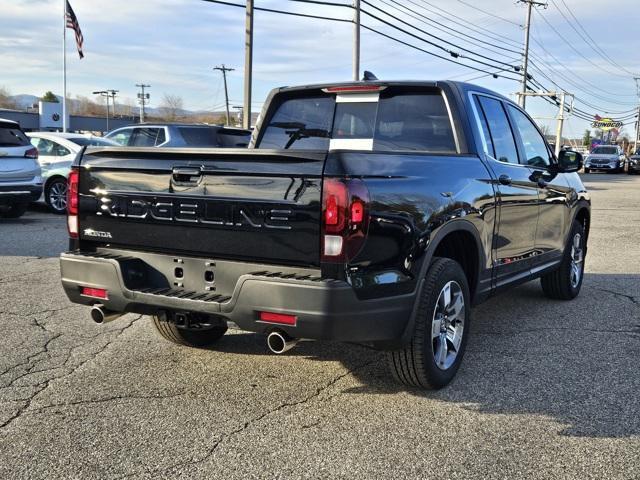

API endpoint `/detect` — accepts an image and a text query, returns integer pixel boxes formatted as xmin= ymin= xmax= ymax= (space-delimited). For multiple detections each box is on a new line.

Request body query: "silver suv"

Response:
xmin=105 ymin=124 xmax=251 ymax=148
xmin=0 ymin=119 xmax=42 ymax=218
xmin=584 ymin=145 xmax=627 ymax=173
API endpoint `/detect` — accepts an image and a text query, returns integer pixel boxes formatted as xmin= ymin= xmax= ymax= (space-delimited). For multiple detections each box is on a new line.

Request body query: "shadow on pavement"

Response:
xmin=211 ymin=273 xmax=640 ymax=439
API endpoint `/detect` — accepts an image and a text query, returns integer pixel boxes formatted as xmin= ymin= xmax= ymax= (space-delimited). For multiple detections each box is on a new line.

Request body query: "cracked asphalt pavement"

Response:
xmin=1 ymin=176 xmax=639 ymax=479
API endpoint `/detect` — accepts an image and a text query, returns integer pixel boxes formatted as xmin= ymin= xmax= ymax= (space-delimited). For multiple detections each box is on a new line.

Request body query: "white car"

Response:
xmin=26 ymin=132 xmax=118 ymax=213
xmin=0 ymin=119 xmax=42 ymax=219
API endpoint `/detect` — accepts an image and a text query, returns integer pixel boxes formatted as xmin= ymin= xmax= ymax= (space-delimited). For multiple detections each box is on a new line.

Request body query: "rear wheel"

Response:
xmin=0 ymin=202 xmax=28 ymax=219
xmin=152 ymin=311 xmax=228 ymax=347
xmin=541 ymin=220 xmax=585 ymax=300
xmin=387 ymin=258 xmax=470 ymax=389
xmin=45 ymin=178 xmax=68 ymax=214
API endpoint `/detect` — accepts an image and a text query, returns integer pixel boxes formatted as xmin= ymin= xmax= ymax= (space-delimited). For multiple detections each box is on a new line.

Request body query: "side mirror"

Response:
xmin=556 ymin=150 xmax=583 ymax=173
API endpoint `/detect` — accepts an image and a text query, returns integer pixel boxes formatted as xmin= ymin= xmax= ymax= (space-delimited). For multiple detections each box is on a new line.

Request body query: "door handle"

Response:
xmin=498 ymin=174 xmax=512 ymax=186
xmin=172 ymin=167 xmax=202 ymax=184
xmin=172 ymin=167 xmax=201 ymax=177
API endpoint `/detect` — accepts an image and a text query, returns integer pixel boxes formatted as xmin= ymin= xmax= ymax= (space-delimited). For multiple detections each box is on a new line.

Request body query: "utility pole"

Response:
xmin=243 ymin=0 xmax=254 ymax=130
xmin=214 ymin=64 xmax=234 ymax=126
xmin=518 ymin=0 xmax=547 ymax=109
xmin=516 ymin=90 xmax=573 ymax=157
xmin=634 ymin=77 xmax=640 ymax=151
xmin=136 ymin=83 xmax=151 ymax=123
xmin=554 ymin=92 xmax=566 ymax=158
xmin=353 ymin=0 xmax=360 ymax=81
xmin=93 ymin=89 xmax=118 ymax=133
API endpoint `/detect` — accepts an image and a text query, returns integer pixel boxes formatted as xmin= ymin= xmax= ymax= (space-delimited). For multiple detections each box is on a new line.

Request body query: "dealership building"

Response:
xmin=0 ymin=101 xmax=137 ymax=134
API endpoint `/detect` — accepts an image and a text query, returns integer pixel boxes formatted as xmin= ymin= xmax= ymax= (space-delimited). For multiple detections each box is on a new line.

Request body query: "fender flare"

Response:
xmin=396 ymin=219 xmax=487 ymax=347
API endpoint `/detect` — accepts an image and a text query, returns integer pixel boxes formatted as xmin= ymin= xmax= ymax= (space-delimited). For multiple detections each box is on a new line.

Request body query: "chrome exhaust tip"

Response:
xmin=266 ymin=330 xmax=298 ymax=354
xmin=90 ymin=304 xmax=123 ymax=324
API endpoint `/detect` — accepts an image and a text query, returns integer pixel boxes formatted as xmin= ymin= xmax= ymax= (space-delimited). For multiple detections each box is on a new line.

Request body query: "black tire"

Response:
xmin=541 ymin=220 xmax=586 ymax=300
xmin=387 ymin=257 xmax=471 ymax=389
xmin=0 ymin=202 xmax=28 ymax=219
xmin=152 ymin=311 xmax=228 ymax=347
xmin=45 ymin=177 xmax=68 ymax=214
xmin=583 ymin=168 xmax=590 ymax=173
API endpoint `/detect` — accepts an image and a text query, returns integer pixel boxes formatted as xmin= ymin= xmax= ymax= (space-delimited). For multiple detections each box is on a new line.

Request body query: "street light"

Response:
xmin=93 ymin=89 xmax=118 ymax=133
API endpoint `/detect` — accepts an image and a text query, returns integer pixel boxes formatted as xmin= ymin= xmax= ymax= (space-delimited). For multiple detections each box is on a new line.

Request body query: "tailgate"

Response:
xmin=77 ymin=147 xmax=325 ymax=266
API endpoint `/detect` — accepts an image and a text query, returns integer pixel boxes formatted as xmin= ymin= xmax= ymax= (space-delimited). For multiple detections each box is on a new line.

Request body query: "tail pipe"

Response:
xmin=90 ymin=304 xmax=123 ymax=324
xmin=266 ymin=330 xmax=298 ymax=354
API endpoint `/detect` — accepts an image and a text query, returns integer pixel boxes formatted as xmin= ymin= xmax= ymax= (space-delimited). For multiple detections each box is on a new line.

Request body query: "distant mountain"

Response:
xmin=12 ymin=94 xmax=42 ymax=109
xmin=6 ymin=94 xmax=255 ymax=123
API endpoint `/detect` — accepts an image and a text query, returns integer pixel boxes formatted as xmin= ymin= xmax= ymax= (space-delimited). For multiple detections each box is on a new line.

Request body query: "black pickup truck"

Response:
xmin=60 ymin=81 xmax=590 ymax=389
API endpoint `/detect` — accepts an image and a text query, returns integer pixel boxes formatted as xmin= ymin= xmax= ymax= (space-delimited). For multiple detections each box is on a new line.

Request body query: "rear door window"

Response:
xmin=32 ymin=137 xmax=56 ymax=156
xmin=130 ymin=128 xmax=162 ymax=147
xmin=0 ymin=125 xmax=30 ymax=147
xmin=476 ymin=96 xmax=519 ymax=164
xmin=373 ymin=91 xmax=456 ymax=152
xmin=107 ymin=129 xmax=132 ymax=146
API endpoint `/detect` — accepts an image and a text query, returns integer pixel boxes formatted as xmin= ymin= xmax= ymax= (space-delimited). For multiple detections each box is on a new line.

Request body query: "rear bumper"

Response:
xmin=60 ymin=250 xmax=414 ymax=346
xmin=0 ymin=184 xmax=42 ymax=203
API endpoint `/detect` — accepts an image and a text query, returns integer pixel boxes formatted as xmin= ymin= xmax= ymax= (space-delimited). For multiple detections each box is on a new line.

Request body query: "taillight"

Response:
xmin=67 ymin=169 xmax=79 ymax=238
xmin=24 ymin=147 xmax=38 ymax=159
xmin=80 ymin=287 xmax=108 ymax=299
xmin=321 ymin=178 xmax=370 ymax=262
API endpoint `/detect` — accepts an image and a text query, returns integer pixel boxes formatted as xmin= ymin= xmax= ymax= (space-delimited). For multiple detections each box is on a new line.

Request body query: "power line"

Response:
xmin=455 ymin=0 xmax=522 ymax=27
xmin=536 ymin=9 xmax=631 ymax=79
xmin=552 ymin=0 xmax=639 ymax=78
xmin=361 ymin=0 xmax=520 ymax=70
xmin=409 ymin=0 xmax=523 ymax=49
xmin=529 ymin=38 xmax=637 ymax=102
xmin=360 ymin=23 xmax=523 ymax=81
xmin=376 ymin=0 xmax=521 ymax=61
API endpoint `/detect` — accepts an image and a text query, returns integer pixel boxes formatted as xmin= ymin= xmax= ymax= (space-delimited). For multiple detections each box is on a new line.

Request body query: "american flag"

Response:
xmin=65 ymin=1 xmax=84 ymax=59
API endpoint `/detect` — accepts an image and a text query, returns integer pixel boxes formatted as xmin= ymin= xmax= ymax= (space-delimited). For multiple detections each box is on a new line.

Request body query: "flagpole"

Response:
xmin=62 ymin=0 xmax=67 ymax=132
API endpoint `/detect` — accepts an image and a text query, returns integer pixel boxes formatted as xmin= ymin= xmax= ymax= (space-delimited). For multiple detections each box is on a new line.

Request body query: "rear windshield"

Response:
xmin=0 ymin=125 xmax=30 ymax=147
xmin=592 ymin=146 xmax=617 ymax=154
xmin=69 ymin=137 xmax=117 ymax=146
xmin=256 ymin=88 xmax=456 ymax=152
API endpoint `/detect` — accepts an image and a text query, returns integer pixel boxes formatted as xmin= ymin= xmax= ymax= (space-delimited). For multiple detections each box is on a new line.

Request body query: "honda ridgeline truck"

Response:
xmin=60 ymin=81 xmax=590 ymax=389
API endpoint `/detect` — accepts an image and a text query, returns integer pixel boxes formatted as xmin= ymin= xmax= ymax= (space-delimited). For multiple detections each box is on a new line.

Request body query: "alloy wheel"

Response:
xmin=431 ymin=280 xmax=465 ymax=370
xmin=570 ymin=232 xmax=584 ymax=288
xmin=48 ymin=181 xmax=68 ymax=213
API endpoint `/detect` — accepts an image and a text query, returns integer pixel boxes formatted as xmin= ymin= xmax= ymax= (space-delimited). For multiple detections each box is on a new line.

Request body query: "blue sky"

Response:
xmin=2 ymin=0 xmax=639 ymax=138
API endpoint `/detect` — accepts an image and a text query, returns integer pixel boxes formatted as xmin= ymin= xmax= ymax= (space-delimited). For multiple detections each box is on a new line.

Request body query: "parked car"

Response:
xmin=60 ymin=80 xmax=589 ymax=390
xmin=628 ymin=148 xmax=640 ymax=175
xmin=27 ymin=132 xmax=118 ymax=214
xmin=584 ymin=145 xmax=627 ymax=173
xmin=0 ymin=119 xmax=42 ymax=218
xmin=105 ymin=124 xmax=251 ymax=148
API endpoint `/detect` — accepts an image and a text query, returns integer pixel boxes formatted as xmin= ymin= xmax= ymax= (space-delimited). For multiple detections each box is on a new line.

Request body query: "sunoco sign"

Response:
xmin=591 ymin=117 xmax=623 ymax=131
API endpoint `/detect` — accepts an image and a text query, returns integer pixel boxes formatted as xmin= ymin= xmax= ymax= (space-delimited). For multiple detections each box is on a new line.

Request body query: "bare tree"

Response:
xmin=160 ymin=93 xmax=184 ymax=121
xmin=72 ymin=95 xmax=104 ymax=116
xmin=0 ymin=86 xmax=18 ymax=109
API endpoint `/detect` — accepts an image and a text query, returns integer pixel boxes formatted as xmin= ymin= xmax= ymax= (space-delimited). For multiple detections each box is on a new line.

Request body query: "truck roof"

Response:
xmin=273 ymin=80 xmax=512 ymax=103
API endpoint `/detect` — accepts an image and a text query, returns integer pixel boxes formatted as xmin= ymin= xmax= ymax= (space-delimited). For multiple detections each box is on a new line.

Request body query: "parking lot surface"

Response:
xmin=0 ymin=174 xmax=638 ymax=479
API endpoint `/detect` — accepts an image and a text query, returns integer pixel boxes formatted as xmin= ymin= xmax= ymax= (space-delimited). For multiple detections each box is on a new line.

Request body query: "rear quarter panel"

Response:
xmin=324 ymin=151 xmax=497 ymax=300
